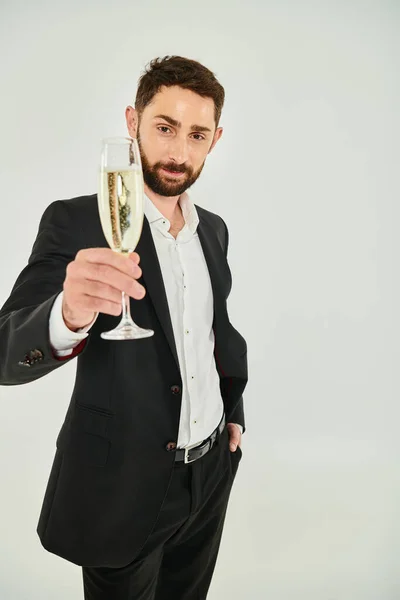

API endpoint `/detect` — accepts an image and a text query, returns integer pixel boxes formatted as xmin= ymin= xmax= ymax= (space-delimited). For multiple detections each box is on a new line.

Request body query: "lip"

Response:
xmin=161 ymin=168 xmax=185 ymax=178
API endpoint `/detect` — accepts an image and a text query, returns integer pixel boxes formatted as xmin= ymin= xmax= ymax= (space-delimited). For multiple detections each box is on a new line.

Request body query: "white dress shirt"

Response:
xmin=49 ymin=193 xmax=242 ymax=448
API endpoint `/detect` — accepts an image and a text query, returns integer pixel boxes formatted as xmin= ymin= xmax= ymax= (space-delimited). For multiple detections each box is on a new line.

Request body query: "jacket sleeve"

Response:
xmin=220 ymin=216 xmax=246 ymax=434
xmin=0 ymin=200 xmax=87 ymax=386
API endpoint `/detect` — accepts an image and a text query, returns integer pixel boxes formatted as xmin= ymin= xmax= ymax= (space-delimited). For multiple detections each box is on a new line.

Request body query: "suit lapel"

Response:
xmin=134 ymin=212 xmax=228 ymax=373
xmin=197 ymin=217 xmax=228 ymax=337
xmin=135 ymin=217 xmax=180 ymax=371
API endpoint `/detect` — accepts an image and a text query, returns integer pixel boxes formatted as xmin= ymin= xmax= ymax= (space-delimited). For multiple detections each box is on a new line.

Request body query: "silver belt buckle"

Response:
xmin=184 ymin=447 xmax=197 ymax=464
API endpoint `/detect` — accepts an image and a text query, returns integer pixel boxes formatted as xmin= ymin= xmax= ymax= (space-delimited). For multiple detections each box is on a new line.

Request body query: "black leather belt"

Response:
xmin=175 ymin=414 xmax=226 ymax=464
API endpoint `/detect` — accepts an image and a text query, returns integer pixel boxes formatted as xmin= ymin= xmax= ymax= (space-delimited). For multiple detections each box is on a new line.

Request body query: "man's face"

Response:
xmin=126 ymin=86 xmax=222 ymax=197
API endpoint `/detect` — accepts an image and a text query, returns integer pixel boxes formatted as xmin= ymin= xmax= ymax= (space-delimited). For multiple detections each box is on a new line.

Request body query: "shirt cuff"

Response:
xmin=49 ymin=291 xmax=98 ymax=356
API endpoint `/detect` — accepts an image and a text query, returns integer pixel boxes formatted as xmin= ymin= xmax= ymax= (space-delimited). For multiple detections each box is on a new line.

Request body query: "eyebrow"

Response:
xmin=154 ymin=114 xmax=212 ymax=134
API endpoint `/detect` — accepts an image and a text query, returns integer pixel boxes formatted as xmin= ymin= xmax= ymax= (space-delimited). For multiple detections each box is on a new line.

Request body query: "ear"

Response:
xmin=208 ymin=127 xmax=223 ymax=154
xmin=125 ymin=106 xmax=138 ymax=138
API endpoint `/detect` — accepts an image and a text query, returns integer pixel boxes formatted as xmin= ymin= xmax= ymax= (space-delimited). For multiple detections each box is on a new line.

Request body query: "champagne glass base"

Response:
xmin=101 ymin=319 xmax=154 ymax=341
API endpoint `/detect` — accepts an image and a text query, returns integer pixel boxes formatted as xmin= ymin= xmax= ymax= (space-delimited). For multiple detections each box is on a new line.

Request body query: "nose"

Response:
xmin=168 ymin=135 xmax=189 ymax=165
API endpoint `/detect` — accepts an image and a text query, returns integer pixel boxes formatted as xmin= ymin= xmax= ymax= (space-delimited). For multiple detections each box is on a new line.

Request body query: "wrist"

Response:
xmin=62 ymin=301 xmax=95 ymax=333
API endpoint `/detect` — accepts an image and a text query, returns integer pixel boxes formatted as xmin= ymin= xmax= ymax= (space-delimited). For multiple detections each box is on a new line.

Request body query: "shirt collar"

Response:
xmin=144 ymin=191 xmax=199 ymax=235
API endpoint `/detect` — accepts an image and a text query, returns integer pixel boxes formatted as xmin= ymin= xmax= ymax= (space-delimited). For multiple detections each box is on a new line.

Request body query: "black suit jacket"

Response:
xmin=0 ymin=194 xmax=248 ymax=568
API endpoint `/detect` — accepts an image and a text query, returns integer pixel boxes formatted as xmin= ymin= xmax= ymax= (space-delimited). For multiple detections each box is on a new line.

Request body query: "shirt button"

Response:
xmin=185 ymin=330 xmax=189 ymax=335
xmin=165 ymin=442 xmax=177 ymax=451
xmin=170 ymin=385 xmax=181 ymax=395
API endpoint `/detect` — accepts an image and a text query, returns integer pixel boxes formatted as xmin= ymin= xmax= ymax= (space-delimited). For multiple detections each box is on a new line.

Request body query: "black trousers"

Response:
xmin=82 ymin=424 xmax=242 ymax=600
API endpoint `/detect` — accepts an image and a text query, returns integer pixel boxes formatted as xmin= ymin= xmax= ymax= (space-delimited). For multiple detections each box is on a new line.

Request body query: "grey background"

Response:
xmin=0 ymin=0 xmax=398 ymax=598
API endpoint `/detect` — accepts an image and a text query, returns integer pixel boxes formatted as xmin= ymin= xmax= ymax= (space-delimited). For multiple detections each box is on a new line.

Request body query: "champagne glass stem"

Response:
xmin=121 ymin=291 xmax=132 ymax=324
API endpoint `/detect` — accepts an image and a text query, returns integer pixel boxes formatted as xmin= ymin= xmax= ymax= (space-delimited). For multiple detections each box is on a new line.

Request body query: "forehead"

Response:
xmin=143 ymin=85 xmax=215 ymax=127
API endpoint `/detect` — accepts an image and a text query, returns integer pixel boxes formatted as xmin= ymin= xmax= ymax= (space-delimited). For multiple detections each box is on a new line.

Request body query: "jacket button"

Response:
xmin=18 ymin=356 xmax=31 ymax=367
xmin=165 ymin=442 xmax=177 ymax=452
xmin=170 ymin=385 xmax=181 ymax=395
xmin=30 ymin=349 xmax=44 ymax=363
xmin=19 ymin=348 xmax=44 ymax=367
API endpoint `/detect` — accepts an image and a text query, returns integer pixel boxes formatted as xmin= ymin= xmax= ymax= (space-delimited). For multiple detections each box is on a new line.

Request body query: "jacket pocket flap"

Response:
xmin=72 ymin=404 xmax=113 ymax=438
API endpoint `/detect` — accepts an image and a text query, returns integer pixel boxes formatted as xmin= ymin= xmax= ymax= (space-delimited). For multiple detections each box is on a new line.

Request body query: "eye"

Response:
xmin=157 ymin=126 xmax=172 ymax=134
xmin=191 ymin=133 xmax=206 ymax=141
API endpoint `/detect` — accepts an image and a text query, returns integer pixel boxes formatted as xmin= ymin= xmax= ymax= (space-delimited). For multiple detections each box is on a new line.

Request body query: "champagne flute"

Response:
xmin=97 ymin=137 xmax=154 ymax=340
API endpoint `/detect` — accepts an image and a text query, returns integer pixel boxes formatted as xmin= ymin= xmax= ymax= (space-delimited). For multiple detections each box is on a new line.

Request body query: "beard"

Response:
xmin=137 ymin=131 xmax=205 ymax=197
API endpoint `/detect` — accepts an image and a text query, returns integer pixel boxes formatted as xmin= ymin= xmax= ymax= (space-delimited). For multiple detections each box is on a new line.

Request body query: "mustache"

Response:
xmin=156 ymin=162 xmax=191 ymax=174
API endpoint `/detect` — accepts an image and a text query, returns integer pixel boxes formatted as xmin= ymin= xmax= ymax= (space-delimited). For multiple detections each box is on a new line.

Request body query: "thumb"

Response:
xmin=227 ymin=423 xmax=241 ymax=451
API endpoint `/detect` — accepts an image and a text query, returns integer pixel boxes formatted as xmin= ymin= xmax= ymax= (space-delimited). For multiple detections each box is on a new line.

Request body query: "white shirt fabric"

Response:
xmin=49 ymin=193 xmax=242 ymax=448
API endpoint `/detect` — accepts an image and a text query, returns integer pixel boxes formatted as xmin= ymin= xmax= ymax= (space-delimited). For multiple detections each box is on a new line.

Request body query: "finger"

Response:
xmin=128 ymin=252 xmax=140 ymax=265
xmin=76 ymin=248 xmax=141 ymax=278
xmin=69 ymin=291 xmax=122 ymax=317
xmin=71 ymin=261 xmax=145 ymax=300
xmin=73 ymin=280 xmax=125 ymax=305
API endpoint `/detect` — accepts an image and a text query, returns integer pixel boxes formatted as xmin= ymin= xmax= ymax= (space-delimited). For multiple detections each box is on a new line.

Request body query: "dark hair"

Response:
xmin=135 ymin=56 xmax=225 ymax=126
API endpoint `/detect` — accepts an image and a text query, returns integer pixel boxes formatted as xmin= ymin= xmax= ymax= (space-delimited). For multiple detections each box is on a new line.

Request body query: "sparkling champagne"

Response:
xmin=98 ymin=165 xmax=144 ymax=254
xmin=97 ymin=137 xmax=153 ymax=340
